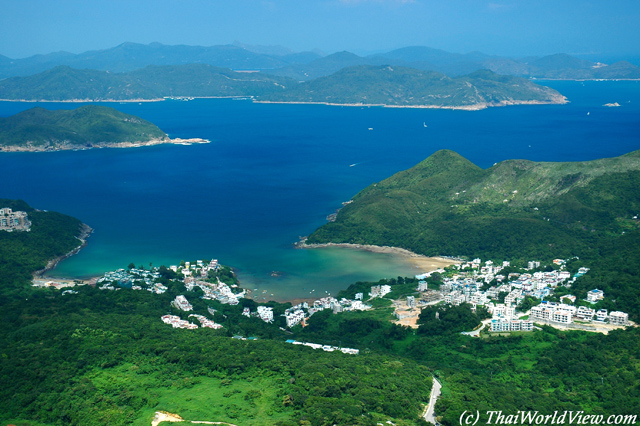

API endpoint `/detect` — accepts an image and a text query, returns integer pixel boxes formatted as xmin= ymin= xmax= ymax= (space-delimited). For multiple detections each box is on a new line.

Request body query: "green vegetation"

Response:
xmin=0 ymin=198 xmax=84 ymax=296
xmin=261 ymin=66 xmax=565 ymax=107
xmin=0 ymin=278 xmax=432 ymax=426
xmin=0 ymin=105 xmax=168 ymax=150
xmin=310 ymin=151 xmax=637 ymax=257
xmin=0 ymin=63 xmax=564 ymax=108
xmin=0 ymin=64 xmax=294 ymax=101
xmin=309 ymin=149 xmax=640 ymax=317
xmin=3 ymin=160 xmax=640 ymax=426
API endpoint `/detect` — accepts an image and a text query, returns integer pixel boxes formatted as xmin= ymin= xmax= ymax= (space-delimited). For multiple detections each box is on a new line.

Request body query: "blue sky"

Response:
xmin=1 ymin=0 xmax=639 ymax=60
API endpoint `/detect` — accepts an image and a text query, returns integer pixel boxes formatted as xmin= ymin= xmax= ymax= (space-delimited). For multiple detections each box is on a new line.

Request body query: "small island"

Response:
xmin=0 ymin=105 xmax=208 ymax=152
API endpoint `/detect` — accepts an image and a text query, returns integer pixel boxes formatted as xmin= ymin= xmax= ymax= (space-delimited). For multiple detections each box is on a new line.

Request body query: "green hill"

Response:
xmin=259 ymin=65 xmax=566 ymax=108
xmin=0 ymin=64 xmax=294 ymax=101
xmin=0 ymin=199 xmax=86 ymax=295
xmin=0 ymin=63 xmax=566 ymax=108
xmin=0 ymin=105 xmax=169 ymax=151
xmin=307 ymin=149 xmax=640 ymax=261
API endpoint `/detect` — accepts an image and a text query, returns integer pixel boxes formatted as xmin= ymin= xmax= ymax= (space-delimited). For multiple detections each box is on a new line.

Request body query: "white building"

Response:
xmin=257 ymin=306 xmax=274 ymax=323
xmin=576 ymin=306 xmax=595 ymax=321
xmin=172 ymin=295 xmax=193 ymax=311
xmin=407 ymin=296 xmax=416 ymax=309
xmin=595 ymin=309 xmax=608 ymax=322
xmin=285 ymin=309 xmax=306 ymax=328
xmin=587 ymin=289 xmax=605 ymax=303
xmin=552 ymin=309 xmax=572 ymax=324
xmin=608 ymin=311 xmax=629 ymax=326
xmin=490 ymin=318 xmax=534 ymax=332
xmin=492 ymin=303 xmax=515 ymax=319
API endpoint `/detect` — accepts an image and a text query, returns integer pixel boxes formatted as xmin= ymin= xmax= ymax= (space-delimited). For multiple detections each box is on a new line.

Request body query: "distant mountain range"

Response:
xmin=0 ymin=42 xmax=321 ymax=79
xmin=0 ymin=64 xmax=565 ymax=109
xmin=1 ymin=42 xmax=639 ymax=81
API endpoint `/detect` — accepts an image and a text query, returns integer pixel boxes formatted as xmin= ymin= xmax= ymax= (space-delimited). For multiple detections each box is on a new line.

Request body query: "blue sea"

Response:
xmin=1 ymin=81 xmax=639 ymax=300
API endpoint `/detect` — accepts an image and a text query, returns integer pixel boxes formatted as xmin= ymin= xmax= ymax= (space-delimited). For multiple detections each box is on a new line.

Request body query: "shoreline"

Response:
xmin=0 ymin=137 xmax=210 ymax=153
xmin=34 ymin=223 xmax=93 ymax=278
xmin=297 ymin=241 xmax=462 ymax=271
xmin=0 ymin=96 xmax=567 ymax=110
xmin=253 ymin=98 xmax=567 ymax=110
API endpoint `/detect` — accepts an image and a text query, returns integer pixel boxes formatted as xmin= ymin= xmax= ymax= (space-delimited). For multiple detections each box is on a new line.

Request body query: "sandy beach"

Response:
xmin=298 ymin=242 xmax=461 ymax=273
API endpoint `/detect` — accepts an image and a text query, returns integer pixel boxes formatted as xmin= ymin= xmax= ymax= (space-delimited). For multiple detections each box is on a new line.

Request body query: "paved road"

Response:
xmin=462 ymin=318 xmax=491 ymax=337
xmin=424 ymin=376 xmax=442 ymax=424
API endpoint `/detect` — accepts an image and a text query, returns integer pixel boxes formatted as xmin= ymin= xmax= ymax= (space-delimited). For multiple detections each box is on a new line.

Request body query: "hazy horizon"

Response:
xmin=2 ymin=0 xmax=639 ymax=62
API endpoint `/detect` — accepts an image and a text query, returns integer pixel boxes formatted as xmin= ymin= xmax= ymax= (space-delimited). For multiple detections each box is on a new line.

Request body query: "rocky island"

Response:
xmin=0 ymin=105 xmax=208 ymax=152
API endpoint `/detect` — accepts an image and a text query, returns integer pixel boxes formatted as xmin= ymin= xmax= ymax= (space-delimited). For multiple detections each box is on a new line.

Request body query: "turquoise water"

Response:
xmin=1 ymin=81 xmax=639 ymax=300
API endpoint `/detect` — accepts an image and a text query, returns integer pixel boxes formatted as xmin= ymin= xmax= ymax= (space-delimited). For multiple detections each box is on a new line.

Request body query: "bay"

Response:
xmin=1 ymin=80 xmax=639 ymax=300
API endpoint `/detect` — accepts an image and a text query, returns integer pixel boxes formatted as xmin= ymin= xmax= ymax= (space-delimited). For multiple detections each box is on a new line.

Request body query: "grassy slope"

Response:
xmin=308 ymin=149 xmax=640 ymax=260
xmin=0 ymin=105 xmax=168 ymax=148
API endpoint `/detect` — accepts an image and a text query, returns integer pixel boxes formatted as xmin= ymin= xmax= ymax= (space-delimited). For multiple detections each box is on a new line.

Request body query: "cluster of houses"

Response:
xmin=433 ymin=259 xmax=582 ymax=311
xmin=97 ymin=267 xmax=167 ymax=293
xmin=161 ymin=315 xmax=199 ymax=329
xmin=413 ymin=258 xmax=631 ymax=333
xmin=163 ymin=297 xmax=224 ymax=329
xmin=242 ymin=306 xmax=275 ymax=323
xmin=530 ymin=300 xmax=629 ymax=326
xmin=0 ymin=208 xmax=31 ymax=232
xmin=283 ymin=296 xmax=370 ymax=328
xmin=184 ymin=276 xmax=245 ymax=305
xmin=285 ymin=339 xmax=360 ymax=355
xmin=169 ymin=259 xmax=219 ymax=279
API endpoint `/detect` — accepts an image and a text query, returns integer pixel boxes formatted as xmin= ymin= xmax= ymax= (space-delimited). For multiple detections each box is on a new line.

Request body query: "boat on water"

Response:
xmin=423 ymin=122 xmax=428 ymax=127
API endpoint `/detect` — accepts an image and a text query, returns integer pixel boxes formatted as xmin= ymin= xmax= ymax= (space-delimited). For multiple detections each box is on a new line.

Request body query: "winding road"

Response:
xmin=423 ymin=376 xmax=442 ymax=424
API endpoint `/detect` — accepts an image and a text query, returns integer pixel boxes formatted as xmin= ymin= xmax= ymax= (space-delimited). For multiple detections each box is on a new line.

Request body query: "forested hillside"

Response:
xmin=0 ymin=105 xmax=168 ymax=150
xmin=0 ymin=199 xmax=85 ymax=295
xmin=308 ymin=149 xmax=640 ymax=261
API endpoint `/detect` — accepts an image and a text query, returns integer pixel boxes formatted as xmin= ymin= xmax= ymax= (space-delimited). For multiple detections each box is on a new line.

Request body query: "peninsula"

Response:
xmin=0 ymin=105 xmax=208 ymax=151
xmin=257 ymin=66 xmax=567 ymax=109
xmin=307 ymin=148 xmax=640 ymax=319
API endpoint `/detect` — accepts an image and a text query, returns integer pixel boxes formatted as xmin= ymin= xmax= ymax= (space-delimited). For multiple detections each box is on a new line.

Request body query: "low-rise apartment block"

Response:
xmin=0 ymin=208 xmax=31 ymax=232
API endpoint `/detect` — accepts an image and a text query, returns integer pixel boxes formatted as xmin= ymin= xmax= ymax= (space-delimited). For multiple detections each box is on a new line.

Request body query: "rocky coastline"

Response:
xmin=34 ymin=223 xmax=93 ymax=277
xmin=0 ymin=137 xmax=209 ymax=152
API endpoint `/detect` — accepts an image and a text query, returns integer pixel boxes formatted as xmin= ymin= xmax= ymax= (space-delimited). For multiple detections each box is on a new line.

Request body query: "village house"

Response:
xmin=587 ymin=289 xmax=605 ymax=303
xmin=172 ymin=295 xmax=193 ymax=311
